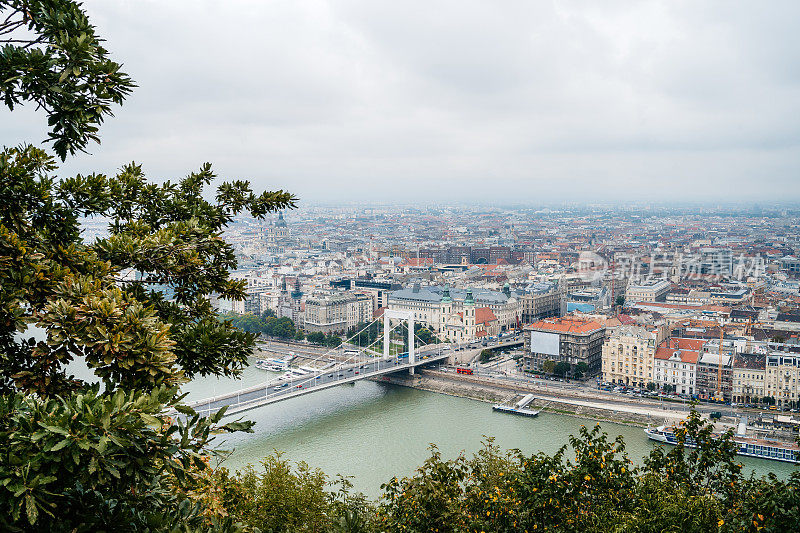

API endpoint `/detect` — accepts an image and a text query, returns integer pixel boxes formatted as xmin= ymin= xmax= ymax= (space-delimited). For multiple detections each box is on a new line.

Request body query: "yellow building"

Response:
xmin=602 ymin=325 xmax=665 ymax=388
xmin=765 ymin=351 xmax=800 ymax=408
xmin=732 ymin=353 xmax=765 ymax=404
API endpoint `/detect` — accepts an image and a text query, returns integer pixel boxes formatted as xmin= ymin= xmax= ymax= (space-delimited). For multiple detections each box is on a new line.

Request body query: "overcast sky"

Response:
xmin=3 ymin=1 xmax=800 ymax=205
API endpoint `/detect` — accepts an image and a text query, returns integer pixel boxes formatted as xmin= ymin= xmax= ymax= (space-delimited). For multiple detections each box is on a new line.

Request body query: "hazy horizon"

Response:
xmin=2 ymin=1 xmax=799 ymax=204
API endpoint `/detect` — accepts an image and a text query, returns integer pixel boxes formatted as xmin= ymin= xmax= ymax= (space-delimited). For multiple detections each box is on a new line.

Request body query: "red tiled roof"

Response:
xmin=475 ymin=307 xmax=498 ymax=325
xmin=617 ymin=314 xmax=636 ymax=325
xmin=655 ymin=346 xmax=700 ymax=364
xmin=527 ymin=317 xmax=603 ymax=335
xmin=400 ymin=257 xmax=434 ymax=267
xmin=660 ymin=338 xmax=706 ymax=351
xmin=654 ymin=337 xmax=704 ymax=364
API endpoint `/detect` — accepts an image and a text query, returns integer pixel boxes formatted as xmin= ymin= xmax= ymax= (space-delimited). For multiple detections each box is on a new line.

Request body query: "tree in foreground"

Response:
xmin=1 ymin=1 xmax=295 ymax=530
xmin=203 ymin=408 xmax=797 ymax=533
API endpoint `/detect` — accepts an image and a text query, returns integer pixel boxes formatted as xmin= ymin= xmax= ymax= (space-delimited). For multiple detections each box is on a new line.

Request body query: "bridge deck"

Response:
xmin=188 ymin=350 xmax=449 ymax=417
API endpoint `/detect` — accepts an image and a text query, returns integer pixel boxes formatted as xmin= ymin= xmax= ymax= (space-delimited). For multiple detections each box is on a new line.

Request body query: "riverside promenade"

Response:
xmin=379 ymin=368 xmax=733 ymax=427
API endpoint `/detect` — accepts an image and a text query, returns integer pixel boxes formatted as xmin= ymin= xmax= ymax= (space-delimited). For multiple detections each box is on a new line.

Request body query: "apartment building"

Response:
xmin=699 ymin=247 xmax=733 ymax=277
xmin=523 ymin=317 xmax=605 ymax=375
xmin=388 ymin=284 xmax=521 ymax=335
xmin=304 ymin=292 xmax=374 ymax=334
xmin=654 ymin=338 xmax=704 ymax=395
xmin=626 ymin=279 xmax=671 ymax=303
xmin=601 ymin=325 xmax=664 ymax=388
xmin=695 ymin=352 xmax=733 ymax=401
xmin=520 ymin=281 xmax=563 ymax=323
xmin=732 ymin=353 xmax=766 ymax=404
xmin=765 ymin=351 xmax=800 ymax=408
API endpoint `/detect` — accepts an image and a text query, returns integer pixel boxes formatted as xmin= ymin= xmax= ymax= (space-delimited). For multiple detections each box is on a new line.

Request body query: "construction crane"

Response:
xmin=714 ymin=325 xmax=725 ymax=402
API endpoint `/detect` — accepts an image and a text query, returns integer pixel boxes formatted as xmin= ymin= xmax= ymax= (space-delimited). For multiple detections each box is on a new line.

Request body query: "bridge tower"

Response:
xmin=382 ymin=309 xmax=415 ymax=374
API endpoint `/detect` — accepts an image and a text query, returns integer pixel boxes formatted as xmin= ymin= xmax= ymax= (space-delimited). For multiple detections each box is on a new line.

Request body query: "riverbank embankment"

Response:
xmin=376 ymin=369 xmax=704 ymax=428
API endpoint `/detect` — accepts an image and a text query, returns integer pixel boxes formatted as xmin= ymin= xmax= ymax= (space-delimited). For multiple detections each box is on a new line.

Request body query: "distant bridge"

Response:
xmin=187 ymin=309 xmax=449 ymax=417
xmin=188 ymin=348 xmax=449 ymax=417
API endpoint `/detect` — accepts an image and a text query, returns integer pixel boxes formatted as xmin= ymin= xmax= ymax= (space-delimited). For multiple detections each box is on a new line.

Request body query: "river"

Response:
xmin=180 ymin=362 xmax=798 ymax=499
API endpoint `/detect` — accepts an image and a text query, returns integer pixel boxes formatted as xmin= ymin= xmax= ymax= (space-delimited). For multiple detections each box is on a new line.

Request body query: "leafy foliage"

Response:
xmin=0 ymin=0 xmax=135 ymax=159
xmin=0 ymin=1 xmax=295 ymax=529
xmin=361 ymin=412 xmax=797 ymax=533
xmin=200 ymin=453 xmax=376 ymax=533
xmin=222 ymin=312 xmax=297 ymax=340
xmin=191 ymin=411 xmax=798 ymax=532
xmin=553 ymin=361 xmax=571 ymax=377
xmin=0 ymin=386 xmax=253 ymax=532
xmin=306 ymin=331 xmax=343 ymax=347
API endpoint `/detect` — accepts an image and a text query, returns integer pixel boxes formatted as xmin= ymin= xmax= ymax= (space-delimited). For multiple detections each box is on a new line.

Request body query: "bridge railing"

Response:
xmin=185 ymin=349 xmax=451 ymax=416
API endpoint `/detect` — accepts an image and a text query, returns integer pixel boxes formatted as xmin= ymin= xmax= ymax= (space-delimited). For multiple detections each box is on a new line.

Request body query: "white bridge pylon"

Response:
xmin=383 ymin=309 xmax=415 ymax=374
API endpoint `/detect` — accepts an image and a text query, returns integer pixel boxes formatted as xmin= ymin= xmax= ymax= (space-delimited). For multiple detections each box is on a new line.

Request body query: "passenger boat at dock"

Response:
xmin=255 ymin=358 xmax=291 ymax=372
xmin=645 ymin=424 xmax=799 ymax=464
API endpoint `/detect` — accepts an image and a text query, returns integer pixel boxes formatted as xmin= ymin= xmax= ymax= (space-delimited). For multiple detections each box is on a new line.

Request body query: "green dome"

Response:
xmin=441 ymin=285 xmax=451 ymax=303
xmin=464 ymin=288 xmax=475 ymax=306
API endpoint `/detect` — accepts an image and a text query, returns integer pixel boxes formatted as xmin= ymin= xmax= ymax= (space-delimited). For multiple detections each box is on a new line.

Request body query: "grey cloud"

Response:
xmin=1 ymin=0 xmax=798 ymax=204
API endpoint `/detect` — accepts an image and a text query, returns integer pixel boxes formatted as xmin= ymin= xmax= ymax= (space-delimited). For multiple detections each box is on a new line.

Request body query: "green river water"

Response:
xmin=179 ymin=363 xmax=798 ymax=499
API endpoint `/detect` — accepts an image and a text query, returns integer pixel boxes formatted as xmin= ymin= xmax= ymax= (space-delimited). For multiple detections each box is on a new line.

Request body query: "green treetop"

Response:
xmin=0 ymin=1 xmax=296 ymax=529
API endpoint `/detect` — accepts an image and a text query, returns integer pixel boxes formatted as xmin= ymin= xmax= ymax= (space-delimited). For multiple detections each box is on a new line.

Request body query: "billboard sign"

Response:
xmin=530 ymin=331 xmax=560 ymax=356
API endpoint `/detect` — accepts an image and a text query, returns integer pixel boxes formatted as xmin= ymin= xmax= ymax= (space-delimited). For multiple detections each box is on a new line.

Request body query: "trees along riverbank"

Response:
xmin=190 ymin=408 xmax=799 ymax=532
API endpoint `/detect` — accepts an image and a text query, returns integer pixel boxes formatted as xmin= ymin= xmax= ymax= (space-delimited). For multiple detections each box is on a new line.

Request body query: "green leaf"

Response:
xmin=41 ymin=425 xmax=69 ymax=436
xmin=140 ymin=413 xmax=161 ymax=426
xmin=174 ymin=404 xmax=196 ymax=416
xmin=50 ymin=438 xmax=70 ymax=452
xmin=25 ymin=493 xmax=38 ymax=525
xmin=106 ymin=464 xmax=120 ymax=479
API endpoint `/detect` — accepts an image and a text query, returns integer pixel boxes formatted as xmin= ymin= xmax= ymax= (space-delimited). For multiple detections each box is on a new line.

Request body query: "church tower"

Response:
xmin=439 ymin=285 xmax=452 ymax=334
xmin=464 ymin=288 xmax=476 ymax=339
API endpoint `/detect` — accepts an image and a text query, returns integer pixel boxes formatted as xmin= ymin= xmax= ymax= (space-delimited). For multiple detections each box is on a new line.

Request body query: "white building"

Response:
xmin=626 ymin=279 xmax=671 ymax=303
xmin=653 ymin=338 xmax=703 ymax=395
xmin=304 ymin=292 xmax=374 ymax=334
xmin=602 ymin=325 xmax=664 ymax=388
xmin=387 ymin=283 xmax=521 ymax=338
xmin=765 ymin=350 xmax=800 ymax=408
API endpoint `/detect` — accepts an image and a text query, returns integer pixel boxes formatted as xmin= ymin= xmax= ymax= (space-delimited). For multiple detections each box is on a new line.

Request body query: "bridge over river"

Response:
xmin=185 ymin=309 xmax=524 ymax=418
xmin=188 ymin=347 xmax=450 ymax=417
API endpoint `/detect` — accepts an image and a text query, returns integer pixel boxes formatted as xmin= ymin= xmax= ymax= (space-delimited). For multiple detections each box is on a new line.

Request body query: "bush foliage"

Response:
xmin=198 ymin=409 xmax=799 ymax=533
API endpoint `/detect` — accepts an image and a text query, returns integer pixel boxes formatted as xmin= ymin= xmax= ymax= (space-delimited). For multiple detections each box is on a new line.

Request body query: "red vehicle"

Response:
xmin=456 ymin=367 xmax=473 ymax=375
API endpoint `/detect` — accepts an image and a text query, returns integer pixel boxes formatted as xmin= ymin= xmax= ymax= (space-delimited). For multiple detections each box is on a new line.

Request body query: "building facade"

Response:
xmin=695 ymin=352 xmax=733 ymax=401
xmin=732 ymin=353 xmax=766 ymax=404
xmin=388 ymin=284 xmax=521 ymax=340
xmin=303 ymin=292 xmax=374 ymax=334
xmin=653 ymin=338 xmax=704 ymax=395
xmin=765 ymin=350 xmax=800 ymax=408
xmin=601 ymin=325 xmax=663 ymax=388
xmin=626 ymin=279 xmax=671 ymax=303
xmin=523 ymin=317 xmax=605 ymax=375
xmin=520 ymin=281 xmax=564 ymax=323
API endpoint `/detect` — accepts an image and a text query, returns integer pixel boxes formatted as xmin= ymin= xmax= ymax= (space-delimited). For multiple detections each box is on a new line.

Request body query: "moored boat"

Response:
xmin=645 ymin=425 xmax=799 ymax=464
